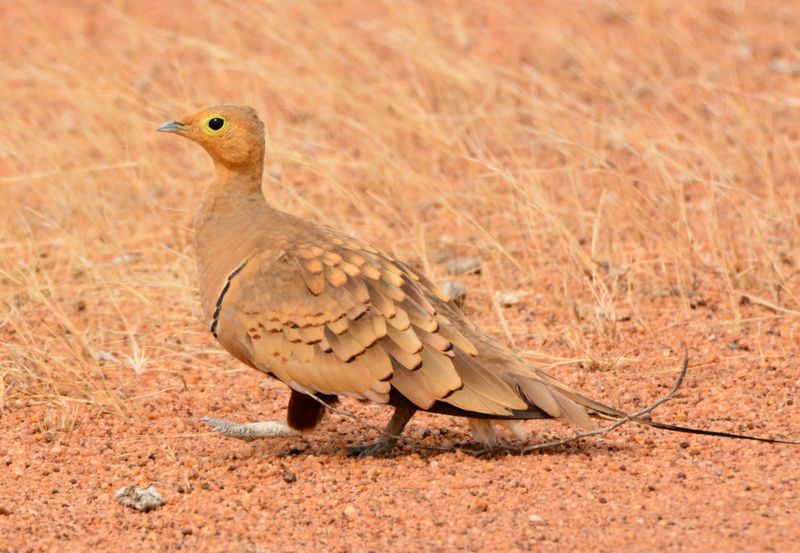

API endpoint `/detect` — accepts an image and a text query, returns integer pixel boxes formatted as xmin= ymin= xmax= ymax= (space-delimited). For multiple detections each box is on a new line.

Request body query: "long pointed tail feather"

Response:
xmin=629 ymin=418 xmax=799 ymax=445
xmin=566 ymin=355 xmax=800 ymax=445
xmin=579 ymin=394 xmax=800 ymax=444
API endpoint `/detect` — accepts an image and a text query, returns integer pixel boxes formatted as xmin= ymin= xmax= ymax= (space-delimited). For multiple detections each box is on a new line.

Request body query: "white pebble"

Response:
xmin=115 ymin=484 xmax=163 ymax=512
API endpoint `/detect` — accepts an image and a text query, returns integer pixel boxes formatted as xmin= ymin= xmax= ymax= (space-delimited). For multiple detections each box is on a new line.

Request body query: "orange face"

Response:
xmin=158 ymin=105 xmax=264 ymax=167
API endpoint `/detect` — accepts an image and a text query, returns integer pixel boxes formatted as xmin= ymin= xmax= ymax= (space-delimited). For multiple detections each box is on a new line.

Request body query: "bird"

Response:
xmin=158 ymin=105 xmax=797 ymax=456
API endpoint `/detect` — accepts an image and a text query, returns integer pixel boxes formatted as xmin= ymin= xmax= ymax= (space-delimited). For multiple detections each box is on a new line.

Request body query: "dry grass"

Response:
xmin=2 ymin=0 xmax=799 ymax=417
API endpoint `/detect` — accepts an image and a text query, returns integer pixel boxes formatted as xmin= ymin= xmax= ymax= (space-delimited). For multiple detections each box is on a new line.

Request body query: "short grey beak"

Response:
xmin=157 ymin=120 xmax=184 ymax=133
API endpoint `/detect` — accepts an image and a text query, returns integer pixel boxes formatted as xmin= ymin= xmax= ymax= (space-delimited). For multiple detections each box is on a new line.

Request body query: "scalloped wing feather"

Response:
xmin=209 ymin=227 xmax=596 ymax=426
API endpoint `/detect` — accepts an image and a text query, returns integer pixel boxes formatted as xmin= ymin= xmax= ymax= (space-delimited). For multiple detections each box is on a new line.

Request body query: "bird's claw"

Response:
xmin=346 ymin=438 xmax=397 ymax=458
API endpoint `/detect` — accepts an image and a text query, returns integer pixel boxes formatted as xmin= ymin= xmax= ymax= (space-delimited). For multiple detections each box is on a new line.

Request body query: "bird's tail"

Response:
xmin=543 ymin=356 xmax=800 ymax=446
xmin=581 ymin=399 xmax=800 ymax=445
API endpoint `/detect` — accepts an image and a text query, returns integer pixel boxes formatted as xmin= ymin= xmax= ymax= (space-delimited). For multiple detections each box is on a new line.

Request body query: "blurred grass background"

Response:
xmin=1 ymin=0 xmax=798 ymax=422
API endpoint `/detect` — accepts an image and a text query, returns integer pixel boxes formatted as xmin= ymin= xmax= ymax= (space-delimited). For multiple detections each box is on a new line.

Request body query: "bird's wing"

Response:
xmin=212 ymin=233 xmax=531 ymax=413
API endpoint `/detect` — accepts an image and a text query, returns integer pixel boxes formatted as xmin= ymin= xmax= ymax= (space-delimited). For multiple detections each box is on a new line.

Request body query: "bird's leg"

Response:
xmin=201 ymin=417 xmax=296 ymax=441
xmin=347 ymin=406 xmax=416 ymax=457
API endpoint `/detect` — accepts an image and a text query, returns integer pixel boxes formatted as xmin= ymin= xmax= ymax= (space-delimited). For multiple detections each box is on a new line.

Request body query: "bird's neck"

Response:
xmin=194 ymin=163 xmax=273 ymax=319
xmin=204 ymin=130 xmax=267 ymax=199
xmin=198 ymin=162 xmax=268 ymax=227
xmin=210 ymin=159 xmax=263 ymax=197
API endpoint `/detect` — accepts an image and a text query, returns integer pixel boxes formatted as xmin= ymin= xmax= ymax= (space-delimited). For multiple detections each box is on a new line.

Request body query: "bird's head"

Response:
xmin=158 ymin=105 xmax=265 ymax=169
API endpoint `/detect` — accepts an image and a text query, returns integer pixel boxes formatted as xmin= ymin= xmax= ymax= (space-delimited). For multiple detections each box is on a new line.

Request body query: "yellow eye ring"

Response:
xmin=202 ymin=115 xmax=228 ymax=135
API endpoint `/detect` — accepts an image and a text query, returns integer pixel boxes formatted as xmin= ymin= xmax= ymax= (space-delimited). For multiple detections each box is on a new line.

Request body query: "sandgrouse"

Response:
xmin=159 ymin=105 xmax=796 ymax=455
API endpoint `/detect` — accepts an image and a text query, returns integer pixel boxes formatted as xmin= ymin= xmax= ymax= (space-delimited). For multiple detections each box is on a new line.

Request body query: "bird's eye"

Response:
xmin=207 ymin=117 xmax=226 ymax=132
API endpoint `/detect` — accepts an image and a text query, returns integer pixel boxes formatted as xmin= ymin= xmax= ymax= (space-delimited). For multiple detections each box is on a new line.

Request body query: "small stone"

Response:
xmin=0 ymin=506 xmax=11 ymax=516
xmin=444 ymin=257 xmax=481 ymax=275
xmin=441 ymin=280 xmax=467 ymax=308
xmin=344 ymin=505 xmax=358 ymax=518
xmin=494 ymin=290 xmax=528 ymax=307
xmin=528 ymin=513 xmax=544 ymax=524
xmin=115 ymin=484 xmax=164 ymax=512
xmin=282 ymin=471 xmax=297 ymax=484
xmin=771 ymin=60 xmax=800 ymax=75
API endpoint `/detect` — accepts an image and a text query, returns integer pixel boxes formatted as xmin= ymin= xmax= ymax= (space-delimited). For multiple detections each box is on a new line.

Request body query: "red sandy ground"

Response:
xmin=2 ymin=1 xmax=799 ymax=552
xmin=1 ymin=306 xmax=798 ymax=552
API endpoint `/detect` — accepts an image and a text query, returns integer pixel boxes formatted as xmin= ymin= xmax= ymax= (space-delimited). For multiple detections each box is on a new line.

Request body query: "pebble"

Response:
xmin=441 ymin=280 xmax=467 ymax=307
xmin=282 ymin=471 xmax=297 ymax=484
xmin=444 ymin=257 xmax=481 ymax=275
xmin=771 ymin=60 xmax=800 ymax=75
xmin=115 ymin=484 xmax=164 ymax=512
xmin=343 ymin=505 xmax=358 ymax=518
xmin=495 ymin=290 xmax=528 ymax=307
xmin=528 ymin=514 xmax=544 ymax=524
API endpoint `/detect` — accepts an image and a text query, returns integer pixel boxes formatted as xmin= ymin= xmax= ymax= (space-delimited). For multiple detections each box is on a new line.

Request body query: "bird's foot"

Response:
xmin=201 ymin=417 xmax=296 ymax=441
xmin=346 ymin=437 xmax=397 ymax=458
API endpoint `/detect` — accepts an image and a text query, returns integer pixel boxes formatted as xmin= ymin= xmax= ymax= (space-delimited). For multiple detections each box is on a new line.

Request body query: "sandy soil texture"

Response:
xmin=1 ymin=1 xmax=799 ymax=552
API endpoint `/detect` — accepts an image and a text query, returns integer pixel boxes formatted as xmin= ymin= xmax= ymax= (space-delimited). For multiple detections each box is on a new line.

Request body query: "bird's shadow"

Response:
xmin=264 ymin=433 xmax=633 ymax=460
